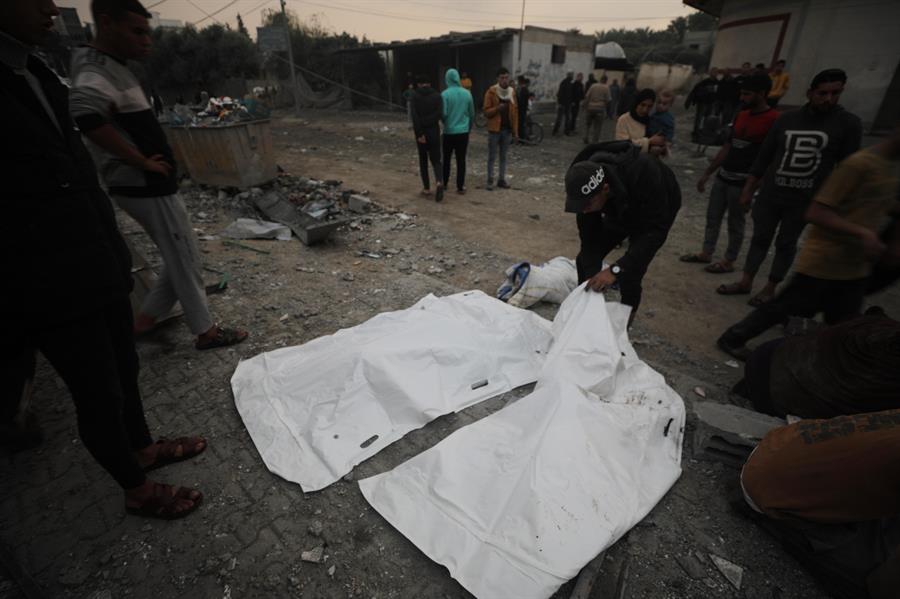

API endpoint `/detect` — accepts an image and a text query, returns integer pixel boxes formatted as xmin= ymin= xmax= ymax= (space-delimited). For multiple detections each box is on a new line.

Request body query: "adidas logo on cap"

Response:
xmin=580 ymin=167 xmax=605 ymax=196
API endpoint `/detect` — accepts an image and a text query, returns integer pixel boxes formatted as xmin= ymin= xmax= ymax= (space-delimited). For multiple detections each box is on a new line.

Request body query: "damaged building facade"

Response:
xmin=337 ymin=26 xmax=595 ymax=107
xmin=686 ymin=0 xmax=900 ymax=131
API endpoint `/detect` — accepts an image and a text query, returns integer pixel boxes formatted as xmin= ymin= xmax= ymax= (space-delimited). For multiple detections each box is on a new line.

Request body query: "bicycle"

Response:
xmin=520 ymin=115 xmax=543 ymax=145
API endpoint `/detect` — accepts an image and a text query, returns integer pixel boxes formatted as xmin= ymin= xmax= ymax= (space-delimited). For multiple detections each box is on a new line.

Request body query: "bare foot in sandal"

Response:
xmin=717 ymin=281 xmax=752 ymax=295
xmin=748 ymin=281 xmax=778 ymax=306
xmin=136 ymin=436 xmax=207 ymax=472
xmin=196 ymin=324 xmax=248 ymax=350
xmin=125 ymin=480 xmax=203 ymax=520
xmin=680 ymin=252 xmax=712 ymax=264
xmin=705 ymin=260 xmax=735 ymax=274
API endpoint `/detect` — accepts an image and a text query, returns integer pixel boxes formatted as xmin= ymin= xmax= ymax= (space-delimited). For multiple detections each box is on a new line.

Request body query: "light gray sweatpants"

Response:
xmin=114 ymin=193 xmax=214 ymax=335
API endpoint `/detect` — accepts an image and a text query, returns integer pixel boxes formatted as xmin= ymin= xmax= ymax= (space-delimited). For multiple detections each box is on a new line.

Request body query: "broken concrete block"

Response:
xmin=709 ymin=554 xmax=743 ymax=590
xmin=692 ymin=401 xmax=785 ymax=467
xmin=253 ymin=191 xmax=345 ymax=246
xmin=348 ymin=194 xmax=372 ymax=213
xmin=301 ymin=546 xmax=324 ymax=563
xmin=675 ymin=553 xmax=707 ymax=580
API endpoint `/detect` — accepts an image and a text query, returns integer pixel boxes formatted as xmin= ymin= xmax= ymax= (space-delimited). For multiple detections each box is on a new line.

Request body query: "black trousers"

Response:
xmin=576 ymin=223 xmax=649 ymax=317
xmin=744 ymin=195 xmax=808 ymax=282
xmin=752 ymin=513 xmax=899 ymax=599
xmin=416 ymin=126 xmax=442 ymax=190
xmin=723 ymin=274 xmax=867 ymax=346
xmin=552 ymin=103 xmax=570 ymax=135
xmin=6 ymin=298 xmax=151 ymax=489
xmin=441 ymin=132 xmax=469 ymax=191
xmin=739 ymin=337 xmax=785 ymax=417
xmin=569 ymin=104 xmax=580 ymax=133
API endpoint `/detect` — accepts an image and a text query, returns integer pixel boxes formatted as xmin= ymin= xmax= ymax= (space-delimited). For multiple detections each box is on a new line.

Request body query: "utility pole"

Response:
xmin=281 ymin=0 xmax=302 ymax=116
xmin=517 ymin=0 xmax=526 ymax=72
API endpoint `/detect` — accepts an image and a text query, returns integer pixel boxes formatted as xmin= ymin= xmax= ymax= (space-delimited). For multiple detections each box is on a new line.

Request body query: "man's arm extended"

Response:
xmin=697 ymin=141 xmax=731 ymax=192
xmin=83 ymin=124 xmax=171 ymax=176
xmin=806 ymin=201 xmax=884 ymax=259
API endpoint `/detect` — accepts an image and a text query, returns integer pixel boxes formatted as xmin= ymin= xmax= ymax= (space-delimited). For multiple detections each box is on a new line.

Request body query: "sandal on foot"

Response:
xmin=195 ymin=326 xmax=248 ymax=350
xmin=126 ymin=483 xmax=203 ymax=520
xmin=143 ymin=436 xmax=207 ymax=472
xmin=748 ymin=293 xmax=773 ymax=307
xmin=680 ymin=253 xmax=712 ymax=264
xmin=716 ymin=282 xmax=751 ymax=296
xmin=705 ymin=262 xmax=735 ymax=274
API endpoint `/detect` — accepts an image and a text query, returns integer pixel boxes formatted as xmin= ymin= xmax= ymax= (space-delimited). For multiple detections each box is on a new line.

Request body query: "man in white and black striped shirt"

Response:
xmin=71 ymin=0 xmax=248 ymax=351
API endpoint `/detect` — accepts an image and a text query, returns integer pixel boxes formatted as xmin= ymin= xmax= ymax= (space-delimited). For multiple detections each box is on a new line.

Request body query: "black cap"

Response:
xmin=565 ymin=161 xmax=607 ymax=213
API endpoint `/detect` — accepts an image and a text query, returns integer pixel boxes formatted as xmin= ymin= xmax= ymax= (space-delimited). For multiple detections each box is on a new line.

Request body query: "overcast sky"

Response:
xmin=57 ymin=0 xmax=697 ymax=43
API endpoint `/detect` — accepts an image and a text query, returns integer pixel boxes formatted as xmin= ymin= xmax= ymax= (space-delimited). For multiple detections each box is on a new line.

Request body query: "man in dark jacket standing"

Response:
xmin=552 ymin=72 xmax=573 ymax=136
xmin=686 ymin=68 xmax=720 ymax=142
xmin=569 ymin=72 xmax=585 ymax=135
xmin=565 ymin=141 xmax=682 ymax=324
xmin=411 ymin=74 xmax=444 ymax=200
xmin=1 ymin=0 xmax=204 ymax=519
xmin=516 ymin=75 xmax=531 ymax=142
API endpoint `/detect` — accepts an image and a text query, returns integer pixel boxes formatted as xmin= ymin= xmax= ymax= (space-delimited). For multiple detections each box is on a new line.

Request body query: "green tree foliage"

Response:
xmin=147 ymin=24 xmax=259 ymax=92
xmin=596 ymin=11 xmax=718 ymax=70
xmin=236 ymin=13 xmax=250 ymax=39
xmin=261 ymin=10 xmax=387 ymax=106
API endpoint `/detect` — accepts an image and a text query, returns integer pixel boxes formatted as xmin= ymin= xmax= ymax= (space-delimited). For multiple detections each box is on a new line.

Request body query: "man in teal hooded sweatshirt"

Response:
xmin=441 ymin=68 xmax=475 ymax=194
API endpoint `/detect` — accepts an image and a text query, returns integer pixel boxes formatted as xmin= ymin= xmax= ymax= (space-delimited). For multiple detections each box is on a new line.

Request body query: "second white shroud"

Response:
xmin=359 ymin=288 xmax=685 ymax=599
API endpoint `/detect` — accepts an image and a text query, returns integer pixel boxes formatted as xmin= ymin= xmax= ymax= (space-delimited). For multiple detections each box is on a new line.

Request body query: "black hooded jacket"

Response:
xmin=411 ymin=85 xmax=442 ymax=137
xmin=557 ymin=77 xmax=573 ymax=105
xmin=571 ymin=141 xmax=682 ymax=276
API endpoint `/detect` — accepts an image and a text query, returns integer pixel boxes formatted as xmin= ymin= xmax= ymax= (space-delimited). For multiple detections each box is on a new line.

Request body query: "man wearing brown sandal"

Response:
xmin=2 ymin=0 xmax=205 ymax=519
xmin=70 ymin=0 xmax=247 ymax=350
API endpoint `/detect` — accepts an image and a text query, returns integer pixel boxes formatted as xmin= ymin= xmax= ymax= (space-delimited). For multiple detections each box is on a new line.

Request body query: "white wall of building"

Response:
xmin=709 ymin=0 xmax=900 ymax=128
xmin=637 ymin=63 xmax=695 ymax=93
xmin=511 ymin=34 xmax=594 ymax=103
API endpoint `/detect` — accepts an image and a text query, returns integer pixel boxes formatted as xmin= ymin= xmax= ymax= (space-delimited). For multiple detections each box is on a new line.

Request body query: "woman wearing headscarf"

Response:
xmin=615 ymin=88 xmax=666 ymax=154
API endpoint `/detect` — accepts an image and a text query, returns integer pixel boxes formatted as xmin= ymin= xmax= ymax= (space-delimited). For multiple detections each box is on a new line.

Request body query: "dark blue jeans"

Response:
xmin=487 ymin=129 xmax=511 ymax=183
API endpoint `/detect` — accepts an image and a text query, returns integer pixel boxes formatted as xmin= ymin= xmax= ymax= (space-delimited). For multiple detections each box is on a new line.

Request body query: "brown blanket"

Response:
xmin=769 ymin=316 xmax=900 ymax=418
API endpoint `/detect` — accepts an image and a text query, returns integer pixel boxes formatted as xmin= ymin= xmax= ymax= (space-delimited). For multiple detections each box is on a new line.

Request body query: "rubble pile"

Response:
xmin=176 ymin=173 xmax=384 ymax=246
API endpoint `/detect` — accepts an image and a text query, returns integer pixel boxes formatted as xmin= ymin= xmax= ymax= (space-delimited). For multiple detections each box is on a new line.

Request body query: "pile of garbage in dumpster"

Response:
xmin=168 ymin=94 xmax=270 ymax=127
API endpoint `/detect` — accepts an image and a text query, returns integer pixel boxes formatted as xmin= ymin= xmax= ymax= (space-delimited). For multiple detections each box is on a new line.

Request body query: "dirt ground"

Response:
xmin=2 ymin=105 xmax=896 ymax=599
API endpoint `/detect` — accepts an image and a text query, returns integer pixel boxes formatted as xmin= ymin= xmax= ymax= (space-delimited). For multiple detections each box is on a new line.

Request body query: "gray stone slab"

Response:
xmin=693 ymin=401 xmax=785 ymax=467
xmin=254 ymin=191 xmax=346 ymax=246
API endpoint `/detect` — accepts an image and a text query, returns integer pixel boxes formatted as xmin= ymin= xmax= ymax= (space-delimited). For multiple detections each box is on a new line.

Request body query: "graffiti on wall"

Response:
xmin=515 ymin=48 xmax=594 ymax=104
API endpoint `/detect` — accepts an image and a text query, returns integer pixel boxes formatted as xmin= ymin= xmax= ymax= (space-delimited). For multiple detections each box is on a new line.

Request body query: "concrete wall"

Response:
xmin=636 ymin=63 xmax=696 ymax=94
xmin=709 ymin=0 xmax=900 ymax=128
xmin=511 ymin=28 xmax=595 ymax=103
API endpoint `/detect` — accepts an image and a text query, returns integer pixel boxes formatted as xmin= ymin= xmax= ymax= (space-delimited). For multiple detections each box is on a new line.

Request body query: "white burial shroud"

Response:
xmin=231 ymin=291 xmax=553 ymax=492
xmin=359 ymin=288 xmax=686 ymax=599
